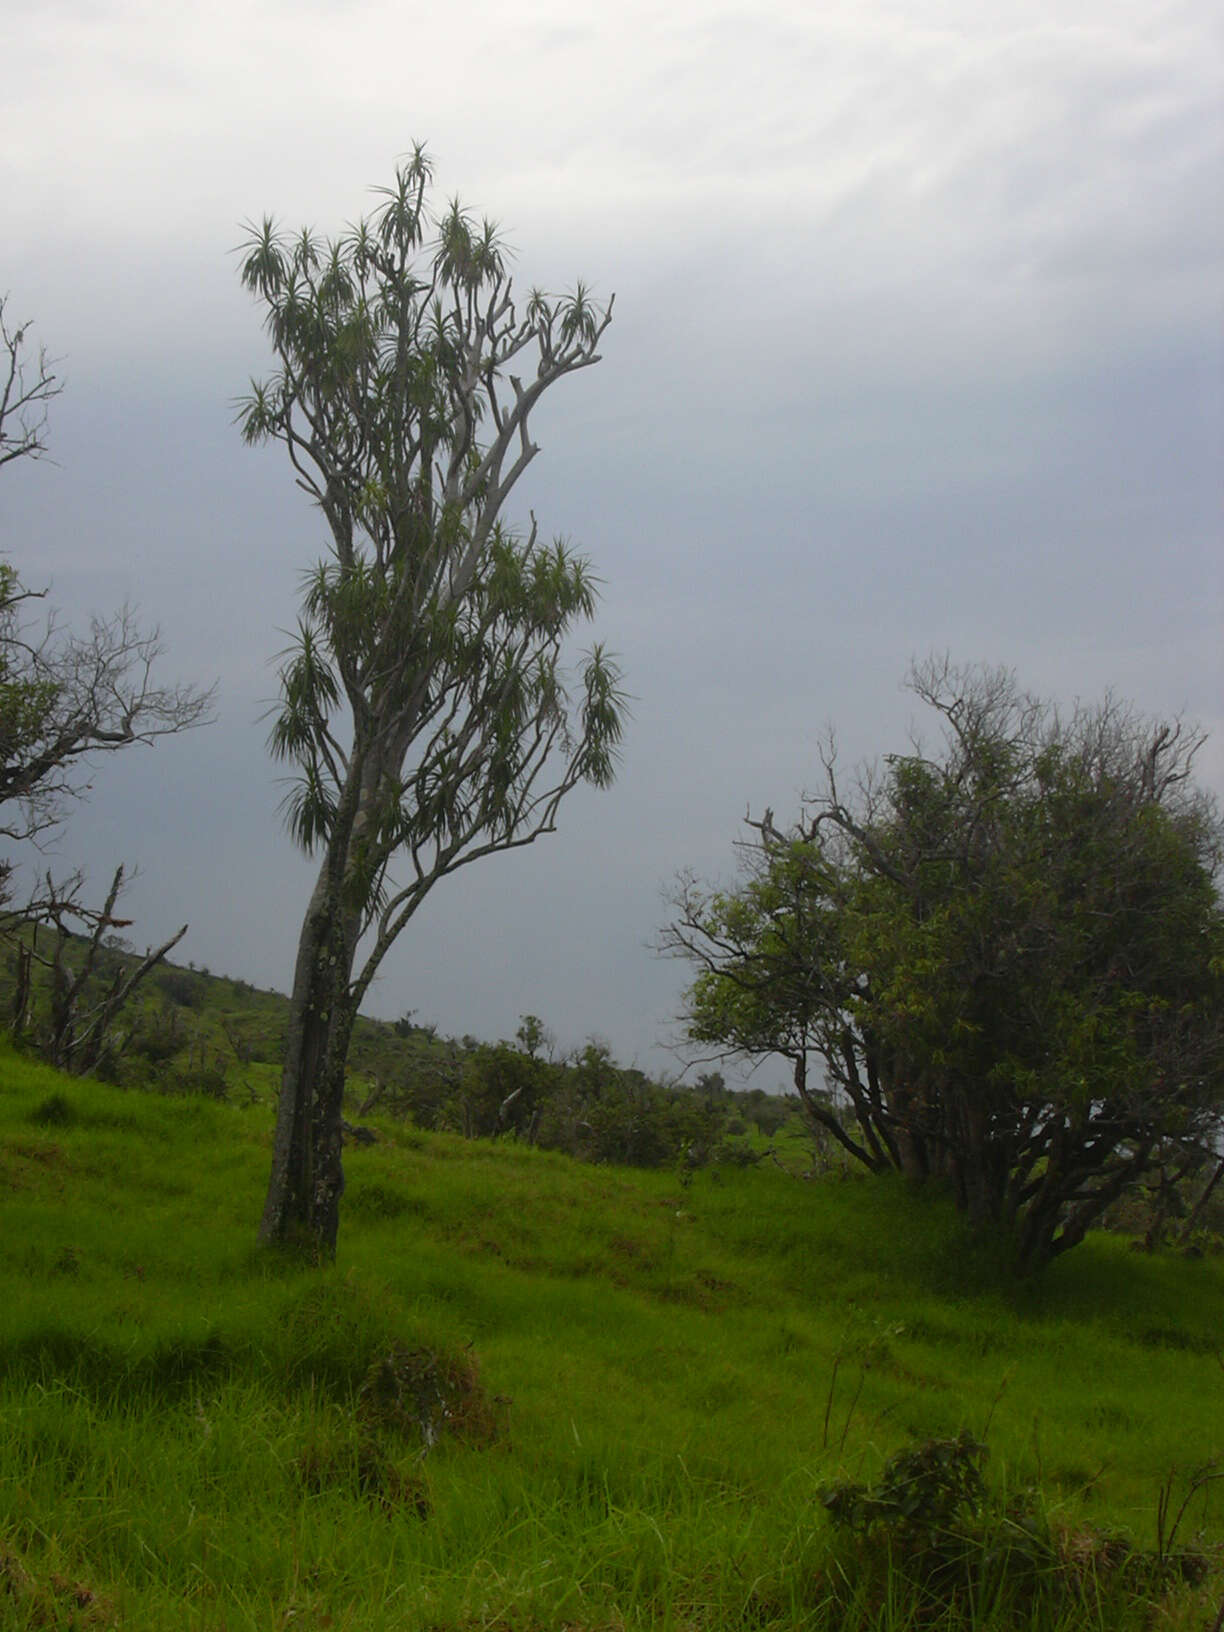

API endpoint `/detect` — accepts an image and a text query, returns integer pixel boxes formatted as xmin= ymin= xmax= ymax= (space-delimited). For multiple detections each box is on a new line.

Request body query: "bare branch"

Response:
xmin=0 ymin=574 xmax=216 ymax=842
xmin=1 ymin=866 xmax=189 ymax=1074
xmin=0 ymin=297 xmax=63 ymax=470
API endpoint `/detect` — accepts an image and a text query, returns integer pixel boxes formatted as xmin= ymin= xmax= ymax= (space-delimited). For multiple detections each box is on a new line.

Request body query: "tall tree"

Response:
xmin=238 ymin=149 xmax=625 ymax=1257
xmin=665 ymin=661 xmax=1224 ymax=1272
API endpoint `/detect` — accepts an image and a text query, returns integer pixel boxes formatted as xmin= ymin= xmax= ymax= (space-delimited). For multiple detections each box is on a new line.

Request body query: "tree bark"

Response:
xmin=258 ymin=850 xmax=361 ymax=1257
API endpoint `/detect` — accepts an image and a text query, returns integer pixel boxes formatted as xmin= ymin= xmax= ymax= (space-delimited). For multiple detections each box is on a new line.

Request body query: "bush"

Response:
xmin=132 ymin=1005 xmax=187 ymax=1065
xmin=165 ymin=1062 xmax=230 ymax=1100
xmin=356 ymin=1342 xmax=501 ymax=1450
xmin=155 ymin=967 xmax=206 ymax=1009
xmin=819 ymin=1433 xmax=1058 ymax=1613
xmin=815 ymin=1432 xmax=1216 ymax=1622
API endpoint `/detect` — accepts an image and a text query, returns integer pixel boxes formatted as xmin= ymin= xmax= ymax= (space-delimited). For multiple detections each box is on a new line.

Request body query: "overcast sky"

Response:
xmin=4 ymin=0 xmax=1222 ymax=1083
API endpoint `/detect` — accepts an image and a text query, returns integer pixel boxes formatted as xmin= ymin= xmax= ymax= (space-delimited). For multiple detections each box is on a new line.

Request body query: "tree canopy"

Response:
xmin=664 ymin=660 xmax=1224 ymax=1271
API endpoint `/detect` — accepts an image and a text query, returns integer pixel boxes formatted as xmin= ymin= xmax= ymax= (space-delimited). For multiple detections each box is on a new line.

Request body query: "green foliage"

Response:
xmin=822 ymin=1431 xmax=990 ymax=1537
xmin=0 ymin=569 xmax=61 ymax=844
xmin=514 ymin=1011 xmax=550 ymax=1058
xmin=355 ymin=1341 xmax=501 ymax=1449
xmin=131 ymin=1002 xmax=189 ymax=1064
xmin=819 ymin=1431 xmax=1220 ymax=1624
xmin=0 ymin=558 xmax=212 ymax=847
xmin=154 ymin=966 xmax=206 ymax=1009
xmin=0 ymin=937 xmax=799 ymax=1182
xmin=238 ymin=147 xmax=624 ymax=886
xmin=361 ymin=1023 xmax=757 ymax=1171
xmin=668 ymin=660 xmax=1224 ymax=1272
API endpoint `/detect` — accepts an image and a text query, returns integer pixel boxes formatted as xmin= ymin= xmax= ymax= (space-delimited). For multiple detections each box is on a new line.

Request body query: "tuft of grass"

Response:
xmin=28 ymin=1091 xmax=76 ymax=1127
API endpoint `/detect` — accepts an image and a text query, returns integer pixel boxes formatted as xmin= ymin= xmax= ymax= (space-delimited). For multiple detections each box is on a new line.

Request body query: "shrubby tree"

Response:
xmin=0 ymin=566 xmax=212 ymax=847
xmin=453 ymin=1041 xmax=557 ymax=1142
xmin=664 ymin=660 xmax=1224 ymax=1272
xmin=238 ymin=148 xmax=625 ymax=1257
xmin=0 ymin=299 xmax=213 ymax=848
xmin=515 ymin=1012 xmax=553 ymax=1059
xmin=357 ymin=1017 xmax=743 ymax=1169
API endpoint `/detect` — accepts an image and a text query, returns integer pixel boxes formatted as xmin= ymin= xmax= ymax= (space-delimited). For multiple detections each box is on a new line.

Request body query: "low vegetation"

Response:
xmin=0 ymin=937 xmax=801 ymax=1174
xmin=1 ymin=1037 xmax=1222 ymax=1629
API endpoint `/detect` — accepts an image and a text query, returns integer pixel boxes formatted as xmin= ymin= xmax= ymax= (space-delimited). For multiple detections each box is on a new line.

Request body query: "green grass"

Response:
xmin=1 ymin=1040 xmax=1222 ymax=1629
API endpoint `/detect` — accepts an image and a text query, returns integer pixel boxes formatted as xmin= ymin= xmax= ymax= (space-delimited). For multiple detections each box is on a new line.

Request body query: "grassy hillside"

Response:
xmin=0 ymin=933 xmax=447 ymax=1102
xmin=1 ymin=1040 xmax=1222 ymax=1629
xmin=0 ymin=938 xmax=803 ymax=1168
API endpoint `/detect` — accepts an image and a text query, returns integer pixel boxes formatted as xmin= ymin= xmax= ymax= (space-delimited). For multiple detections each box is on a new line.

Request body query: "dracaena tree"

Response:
xmin=238 ymin=147 xmax=625 ymax=1257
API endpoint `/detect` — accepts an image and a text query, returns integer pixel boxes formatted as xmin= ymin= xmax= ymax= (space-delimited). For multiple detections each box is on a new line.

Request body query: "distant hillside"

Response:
xmin=0 ymin=935 xmax=806 ymax=1171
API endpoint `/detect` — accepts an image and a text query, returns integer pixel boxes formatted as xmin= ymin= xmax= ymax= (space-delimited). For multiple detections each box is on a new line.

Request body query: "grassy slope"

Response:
xmin=1 ymin=1041 xmax=1222 ymax=1630
xmin=0 ymin=941 xmax=495 ymax=1102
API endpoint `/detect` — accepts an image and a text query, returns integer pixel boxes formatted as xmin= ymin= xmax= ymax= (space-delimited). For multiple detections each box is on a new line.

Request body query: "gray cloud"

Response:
xmin=3 ymin=0 xmax=1220 ymax=1079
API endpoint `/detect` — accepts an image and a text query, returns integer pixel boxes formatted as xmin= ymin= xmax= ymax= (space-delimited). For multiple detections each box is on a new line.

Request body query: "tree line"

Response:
xmin=358 ymin=1033 xmax=794 ymax=1171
